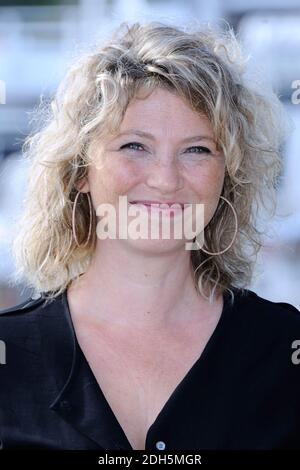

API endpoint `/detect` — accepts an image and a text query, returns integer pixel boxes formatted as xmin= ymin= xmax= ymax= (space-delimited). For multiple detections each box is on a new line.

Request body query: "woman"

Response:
xmin=0 ymin=20 xmax=299 ymax=452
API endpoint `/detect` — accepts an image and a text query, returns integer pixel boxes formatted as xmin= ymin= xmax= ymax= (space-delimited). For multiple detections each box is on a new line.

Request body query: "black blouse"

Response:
xmin=0 ymin=287 xmax=300 ymax=450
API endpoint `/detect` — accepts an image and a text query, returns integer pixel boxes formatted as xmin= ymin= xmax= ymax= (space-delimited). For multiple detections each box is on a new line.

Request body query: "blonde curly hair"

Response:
xmin=10 ymin=20 xmax=289 ymax=304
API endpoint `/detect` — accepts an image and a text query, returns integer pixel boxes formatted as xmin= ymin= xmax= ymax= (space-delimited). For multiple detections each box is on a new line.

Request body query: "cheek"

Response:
xmin=188 ymin=163 xmax=225 ymax=222
xmin=89 ymin=158 xmax=143 ymax=204
xmin=189 ymin=163 xmax=225 ymax=198
xmin=109 ymin=159 xmax=143 ymax=195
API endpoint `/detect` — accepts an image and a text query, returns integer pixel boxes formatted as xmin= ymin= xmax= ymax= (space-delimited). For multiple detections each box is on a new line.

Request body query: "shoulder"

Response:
xmin=0 ymin=291 xmax=69 ymax=375
xmin=0 ymin=294 xmax=47 ymax=323
xmin=225 ymin=289 xmax=300 ymax=388
xmin=233 ymin=287 xmax=300 ymax=321
xmin=230 ymin=287 xmax=300 ymax=355
xmin=0 ymin=293 xmax=62 ymax=343
xmin=0 ymin=295 xmax=47 ymax=356
xmin=0 ymin=294 xmax=45 ymax=315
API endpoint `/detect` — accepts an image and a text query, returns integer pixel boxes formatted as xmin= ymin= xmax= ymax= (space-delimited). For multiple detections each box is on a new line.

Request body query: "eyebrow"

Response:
xmin=116 ymin=129 xmax=216 ymax=144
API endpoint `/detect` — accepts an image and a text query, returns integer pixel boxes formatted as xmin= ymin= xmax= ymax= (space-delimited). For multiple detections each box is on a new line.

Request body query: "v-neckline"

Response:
xmin=62 ymin=288 xmax=234 ymax=450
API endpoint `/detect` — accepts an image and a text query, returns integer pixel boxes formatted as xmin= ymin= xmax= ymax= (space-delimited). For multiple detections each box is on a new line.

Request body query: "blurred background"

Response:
xmin=0 ymin=0 xmax=299 ymax=309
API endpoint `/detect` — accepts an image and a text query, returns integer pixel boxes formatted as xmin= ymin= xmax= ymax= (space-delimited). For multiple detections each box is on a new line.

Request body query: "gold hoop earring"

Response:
xmin=72 ymin=191 xmax=93 ymax=248
xmin=195 ymin=195 xmax=238 ymax=256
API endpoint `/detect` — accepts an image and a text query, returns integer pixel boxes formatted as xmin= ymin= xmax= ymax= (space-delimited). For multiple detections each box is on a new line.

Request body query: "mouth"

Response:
xmin=128 ymin=200 xmax=187 ymax=219
xmin=129 ymin=200 xmax=186 ymax=209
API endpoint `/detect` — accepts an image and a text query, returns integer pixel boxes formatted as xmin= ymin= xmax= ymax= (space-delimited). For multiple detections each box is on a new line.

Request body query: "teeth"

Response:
xmin=130 ymin=202 xmax=183 ymax=209
xmin=147 ymin=204 xmax=177 ymax=208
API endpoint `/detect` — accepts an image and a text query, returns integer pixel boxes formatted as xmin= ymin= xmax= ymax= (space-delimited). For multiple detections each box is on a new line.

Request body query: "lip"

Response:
xmin=130 ymin=200 xmax=185 ymax=209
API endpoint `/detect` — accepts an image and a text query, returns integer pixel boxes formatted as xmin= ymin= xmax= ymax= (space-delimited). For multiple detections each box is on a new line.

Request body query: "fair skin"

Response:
xmin=67 ymin=86 xmax=226 ymax=449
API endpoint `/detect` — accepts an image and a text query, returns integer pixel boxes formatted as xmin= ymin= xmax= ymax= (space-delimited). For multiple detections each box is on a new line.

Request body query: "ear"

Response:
xmin=75 ymin=176 xmax=90 ymax=193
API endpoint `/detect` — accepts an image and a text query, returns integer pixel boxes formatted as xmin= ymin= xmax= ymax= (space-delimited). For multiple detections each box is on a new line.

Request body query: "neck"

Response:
xmin=68 ymin=239 xmax=217 ymax=331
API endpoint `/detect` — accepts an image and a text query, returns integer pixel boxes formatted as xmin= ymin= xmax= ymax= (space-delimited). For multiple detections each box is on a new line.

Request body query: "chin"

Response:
xmin=121 ymin=236 xmax=188 ymax=254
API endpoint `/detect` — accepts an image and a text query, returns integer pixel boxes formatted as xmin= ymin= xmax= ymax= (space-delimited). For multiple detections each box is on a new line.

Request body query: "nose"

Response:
xmin=146 ymin=159 xmax=184 ymax=194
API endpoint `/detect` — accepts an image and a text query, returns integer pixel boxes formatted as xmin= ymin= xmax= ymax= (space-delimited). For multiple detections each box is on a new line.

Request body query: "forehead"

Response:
xmin=118 ymin=87 xmax=215 ymax=138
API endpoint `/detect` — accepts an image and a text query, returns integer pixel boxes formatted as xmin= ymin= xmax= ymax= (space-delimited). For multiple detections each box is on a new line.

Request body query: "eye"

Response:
xmin=186 ymin=146 xmax=211 ymax=154
xmin=120 ymin=142 xmax=145 ymax=152
xmin=119 ymin=143 xmax=212 ymax=155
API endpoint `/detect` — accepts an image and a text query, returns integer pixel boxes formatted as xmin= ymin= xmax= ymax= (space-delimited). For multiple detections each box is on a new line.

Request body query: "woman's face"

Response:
xmin=80 ymin=86 xmax=225 ymax=252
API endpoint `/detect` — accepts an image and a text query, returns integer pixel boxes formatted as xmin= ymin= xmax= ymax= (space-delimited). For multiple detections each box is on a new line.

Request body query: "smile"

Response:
xmin=129 ymin=201 xmax=185 ymax=209
xmin=129 ymin=201 xmax=186 ymax=219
